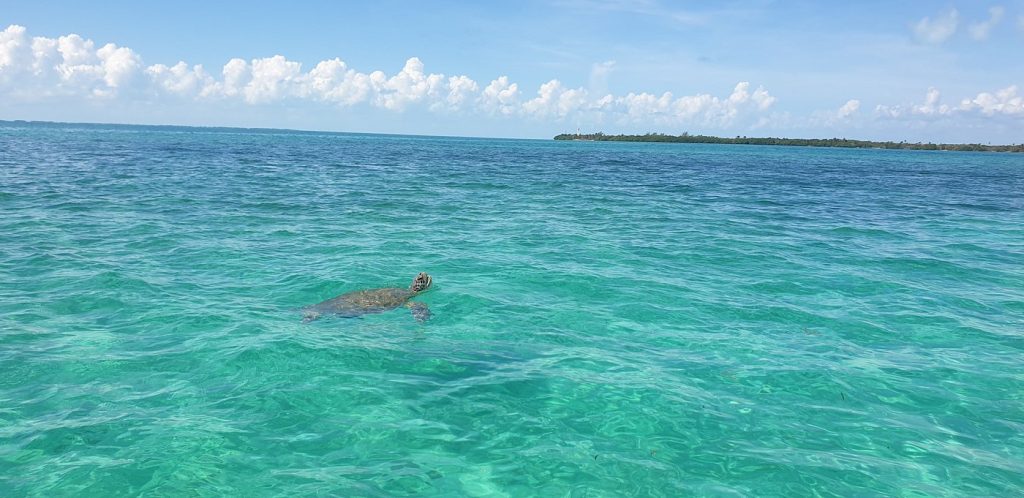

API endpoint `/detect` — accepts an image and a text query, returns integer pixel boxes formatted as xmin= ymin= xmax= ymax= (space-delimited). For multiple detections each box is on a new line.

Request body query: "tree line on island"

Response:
xmin=553 ymin=132 xmax=1024 ymax=152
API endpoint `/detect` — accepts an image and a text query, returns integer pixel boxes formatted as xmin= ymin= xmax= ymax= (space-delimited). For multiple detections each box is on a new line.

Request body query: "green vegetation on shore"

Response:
xmin=554 ymin=132 xmax=1024 ymax=152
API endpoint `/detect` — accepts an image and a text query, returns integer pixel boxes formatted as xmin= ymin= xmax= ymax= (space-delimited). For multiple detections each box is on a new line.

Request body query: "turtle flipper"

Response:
xmin=406 ymin=302 xmax=431 ymax=323
xmin=301 ymin=310 xmax=322 ymax=323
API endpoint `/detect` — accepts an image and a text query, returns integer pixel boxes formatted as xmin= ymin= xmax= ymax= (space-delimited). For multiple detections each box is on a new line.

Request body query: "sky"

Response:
xmin=1 ymin=0 xmax=1023 ymax=142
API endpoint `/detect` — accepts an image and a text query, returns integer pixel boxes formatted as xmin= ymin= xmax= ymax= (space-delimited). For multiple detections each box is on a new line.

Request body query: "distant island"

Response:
xmin=553 ymin=132 xmax=1024 ymax=153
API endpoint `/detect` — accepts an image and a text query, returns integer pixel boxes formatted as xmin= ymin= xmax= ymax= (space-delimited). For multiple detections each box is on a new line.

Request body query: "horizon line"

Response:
xmin=2 ymin=118 xmax=1021 ymax=147
xmin=0 ymin=118 xmax=526 ymax=142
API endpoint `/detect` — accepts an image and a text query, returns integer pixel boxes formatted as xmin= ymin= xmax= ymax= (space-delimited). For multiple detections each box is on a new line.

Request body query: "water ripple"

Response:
xmin=2 ymin=122 xmax=1023 ymax=496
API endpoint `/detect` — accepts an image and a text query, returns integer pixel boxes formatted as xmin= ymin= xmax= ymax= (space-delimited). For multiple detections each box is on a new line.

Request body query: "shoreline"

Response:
xmin=554 ymin=132 xmax=1024 ymax=153
xmin=3 ymin=119 xmax=1019 ymax=151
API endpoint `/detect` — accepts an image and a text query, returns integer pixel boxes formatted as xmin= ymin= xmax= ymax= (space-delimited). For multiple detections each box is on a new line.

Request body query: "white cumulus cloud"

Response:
xmin=245 ymin=55 xmax=302 ymax=104
xmin=372 ymin=57 xmax=445 ymax=110
xmin=1 ymin=25 xmax=141 ymax=98
xmin=837 ymin=99 xmax=861 ymax=119
xmin=959 ymin=85 xmax=1023 ymax=116
xmin=146 ymin=61 xmax=214 ymax=96
xmin=1 ymin=24 xmax=783 ymax=129
xmin=523 ymin=79 xmax=588 ymax=118
xmin=0 ymin=25 xmax=28 ymax=70
xmin=805 ymin=99 xmax=863 ymax=127
xmin=877 ymin=86 xmax=1024 ymax=120
xmin=3 ymin=23 xmax=1022 ymax=135
xmin=876 ymin=87 xmax=952 ymax=118
xmin=913 ymin=9 xmax=959 ymax=44
xmin=611 ymin=82 xmax=776 ymax=127
xmin=445 ymin=75 xmax=478 ymax=109
xmin=295 ymin=58 xmax=371 ymax=105
xmin=479 ymin=76 xmax=520 ymax=115
xmin=968 ymin=6 xmax=1005 ymax=40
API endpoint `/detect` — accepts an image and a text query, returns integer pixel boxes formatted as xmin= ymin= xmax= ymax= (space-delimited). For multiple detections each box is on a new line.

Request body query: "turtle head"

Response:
xmin=410 ymin=272 xmax=432 ymax=292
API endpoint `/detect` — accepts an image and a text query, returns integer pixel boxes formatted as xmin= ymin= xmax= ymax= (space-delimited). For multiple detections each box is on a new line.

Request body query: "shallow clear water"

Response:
xmin=1 ymin=122 xmax=1023 ymax=496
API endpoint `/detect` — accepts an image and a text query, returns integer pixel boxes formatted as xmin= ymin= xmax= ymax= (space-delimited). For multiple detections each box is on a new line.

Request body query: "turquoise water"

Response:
xmin=1 ymin=122 xmax=1023 ymax=496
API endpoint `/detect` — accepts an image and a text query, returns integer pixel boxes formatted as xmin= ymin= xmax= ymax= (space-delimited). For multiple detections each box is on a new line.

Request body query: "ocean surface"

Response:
xmin=1 ymin=121 xmax=1022 ymax=497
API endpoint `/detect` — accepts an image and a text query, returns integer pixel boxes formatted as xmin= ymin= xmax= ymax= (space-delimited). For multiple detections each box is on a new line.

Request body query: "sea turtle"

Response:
xmin=302 ymin=272 xmax=433 ymax=323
